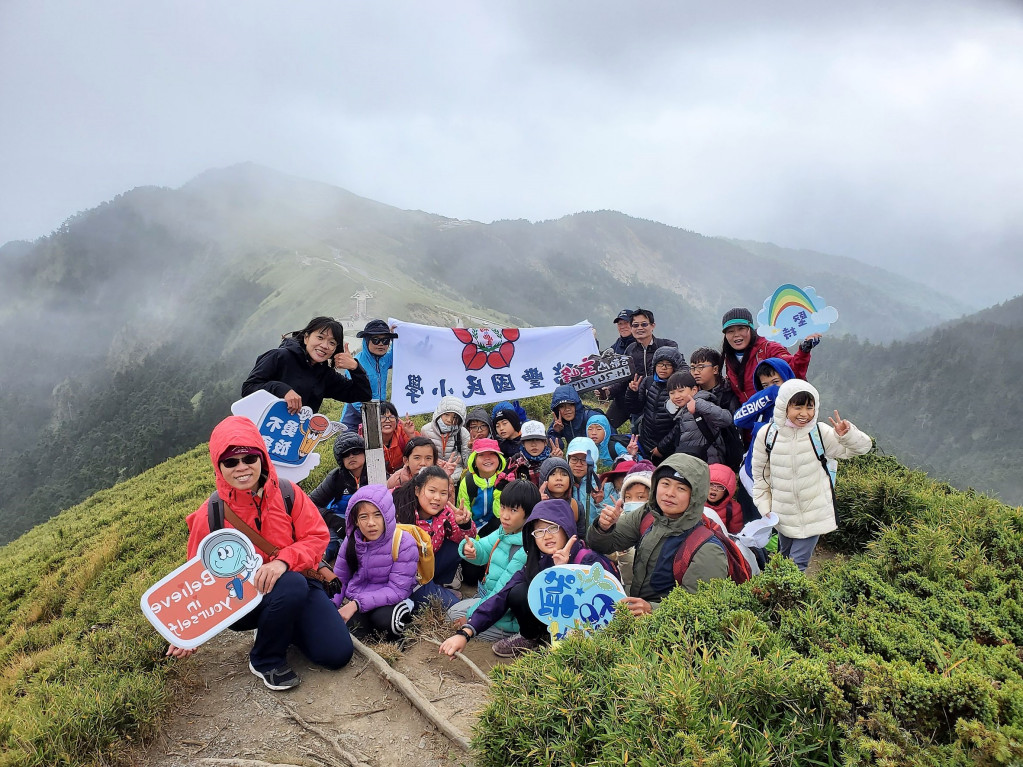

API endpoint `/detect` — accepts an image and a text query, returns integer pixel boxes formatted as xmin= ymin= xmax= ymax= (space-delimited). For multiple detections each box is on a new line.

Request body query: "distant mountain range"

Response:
xmin=0 ymin=163 xmax=1008 ymax=541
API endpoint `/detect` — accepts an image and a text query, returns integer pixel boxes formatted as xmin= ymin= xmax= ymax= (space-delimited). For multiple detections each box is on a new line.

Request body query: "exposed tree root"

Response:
xmin=420 ymin=636 xmax=492 ymax=685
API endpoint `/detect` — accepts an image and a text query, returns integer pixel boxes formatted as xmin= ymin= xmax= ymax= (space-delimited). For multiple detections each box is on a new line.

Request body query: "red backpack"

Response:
xmin=639 ymin=511 xmax=753 ymax=586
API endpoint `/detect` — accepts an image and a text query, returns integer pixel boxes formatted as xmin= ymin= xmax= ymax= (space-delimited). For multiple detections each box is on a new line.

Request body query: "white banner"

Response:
xmin=389 ymin=319 xmax=598 ymax=416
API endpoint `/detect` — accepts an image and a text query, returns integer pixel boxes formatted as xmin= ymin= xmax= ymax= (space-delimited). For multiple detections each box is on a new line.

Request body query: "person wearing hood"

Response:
xmin=732 ymin=357 xmax=799 ymax=494
xmin=624 ymin=346 xmax=688 ymax=460
xmin=706 ymin=463 xmax=743 ymax=535
xmin=588 ymin=453 xmax=728 ymax=616
xmin=585 ymin=413 xmax=616 ymax=467
xmin=566 ymin=437 xmax=603 ymax=536
xmin=719 ymin=308 xmax=816 ymax=405
xmin=340 ymin=319 xmax=399 ymax=431
xmin=242 ymin=316 xmax=373 ymax=415
xmin=491 ymin=401 xmax=523 ymax=459
xmin=332 ymin=484 xmax=419 ymax=640
xmin=308 ymin=432 xmax=368 ymax=564
xmin=437 ymin=499 xmax=617 ymax=659
xmin=420 ymin=396 xmax=472 ymax=481
xmin=464 ymin=405 xmax=493 ymax=445
xmin=547 ymin=384 xmax=598 ymax=448
xmin=167 ymin=416 xmax=353 ymax=691
xmin=752 ymin=379 xmax=871 ymax=572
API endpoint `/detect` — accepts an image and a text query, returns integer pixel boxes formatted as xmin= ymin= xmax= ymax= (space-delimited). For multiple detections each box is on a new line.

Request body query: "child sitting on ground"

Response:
xmin=507 ymin=420 xmax=556 ymax=485
xmin=752 ymin=380 xmax=872 ymax=573
xmin=309 ymin=432 xmax=368 ymax=565
xmin=392 ymin=465 xmax=475 ymax=608
xmin=386 ymin=436 xmax=450 ymax=490
xmin=491 ymin=402 xmax=523 ymax=459
xmin=566 ymin=437 xmax=603 ymax=537
xmin=605 ymin=466 xmax=652 ymax=590
xmin=624 ymin=346 xmax=687 ymax=460
xmin=456 ymin=438 xmax=508 ymax=588
xmin=438 ymin=498 xmax=617 ymax=658
xmin=585 ymin=413 xmax=616 ymax=468
xmin=448 ymin=480 xmax=540 ymax=641
xmin=421 ymin=396 xmax=471 ymax=481
xmin=653 ymin=372 xmax=734 ymax=464
xmin=706 ymin=463 xmax=743 ymax=535
xmin=333 ymin=485 xmax=418 ymax=642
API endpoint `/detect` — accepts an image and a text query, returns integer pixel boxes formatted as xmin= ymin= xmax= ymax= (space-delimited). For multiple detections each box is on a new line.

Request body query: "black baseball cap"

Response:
xmin=613 ymin=309 xmax=634 ymax=324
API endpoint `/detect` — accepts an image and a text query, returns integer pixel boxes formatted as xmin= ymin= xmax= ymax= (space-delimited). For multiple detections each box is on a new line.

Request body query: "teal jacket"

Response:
xmin=458 ymin=527 xmax=527 ymax=632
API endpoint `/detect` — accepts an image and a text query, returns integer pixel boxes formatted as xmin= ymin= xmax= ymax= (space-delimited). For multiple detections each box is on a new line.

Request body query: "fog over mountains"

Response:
xmin=0 ymin=164 xmax=1016 ymax=542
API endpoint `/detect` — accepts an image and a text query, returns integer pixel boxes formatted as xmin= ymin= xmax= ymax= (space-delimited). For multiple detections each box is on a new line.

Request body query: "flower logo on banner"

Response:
xmin=452 ymin=327 xmax=520 ymax=370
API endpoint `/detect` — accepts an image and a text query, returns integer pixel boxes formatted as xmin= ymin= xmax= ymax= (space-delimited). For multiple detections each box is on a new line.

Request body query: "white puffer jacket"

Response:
xmin=751 ymin=380 xmax=872 ymax=539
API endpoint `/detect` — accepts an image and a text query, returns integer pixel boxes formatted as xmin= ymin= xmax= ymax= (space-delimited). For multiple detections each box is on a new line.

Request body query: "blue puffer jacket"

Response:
xmin=458 ymin=527 xmax=527 ymax=632
xmin=732 ymin=358 xmax=796 ymax=478
xmin=547 ymin=385 xmax=597 ymax=447
xmin=341 ymin=346 xmax=393 ymax=421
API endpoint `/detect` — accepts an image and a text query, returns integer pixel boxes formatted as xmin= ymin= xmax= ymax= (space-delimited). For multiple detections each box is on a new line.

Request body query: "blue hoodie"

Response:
xmin=341 ymin=345 xmax=393 ymax=422
xmin=547 ymin=385 xmax=597 ymax=446
xmin=585 ymin=413 xmax=615 ymax=465
xmin=732 ymin=358 xmax=796 ymax=478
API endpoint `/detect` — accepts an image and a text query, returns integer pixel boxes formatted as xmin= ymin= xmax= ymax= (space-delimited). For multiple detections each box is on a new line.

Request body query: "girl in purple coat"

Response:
xmin=437 ymin=499 xmax=617 ymax=658
xmin=333 ymin=485 xmax=419 ymax=641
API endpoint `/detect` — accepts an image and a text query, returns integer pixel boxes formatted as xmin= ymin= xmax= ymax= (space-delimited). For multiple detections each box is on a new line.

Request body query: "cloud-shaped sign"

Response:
xmin=756 ymin=284 xmax=839 ymax=346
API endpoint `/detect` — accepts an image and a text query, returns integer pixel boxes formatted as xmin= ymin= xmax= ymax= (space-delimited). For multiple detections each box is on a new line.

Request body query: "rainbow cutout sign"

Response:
xmin=756 ymin=284 xmax=838 ymax=345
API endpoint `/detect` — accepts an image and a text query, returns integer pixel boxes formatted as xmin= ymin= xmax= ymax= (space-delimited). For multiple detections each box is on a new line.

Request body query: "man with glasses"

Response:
xmin=607 ymin=308 xmax=683 ymax=432
xmin=600 ymin=309 xmax=636 ymax=429
xmin=341 ymin=319 xmax=398 ymax=432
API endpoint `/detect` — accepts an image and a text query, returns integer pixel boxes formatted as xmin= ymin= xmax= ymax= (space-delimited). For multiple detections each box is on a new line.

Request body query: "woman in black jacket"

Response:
xmin=242 ymin=316 xmax=373 ymax=414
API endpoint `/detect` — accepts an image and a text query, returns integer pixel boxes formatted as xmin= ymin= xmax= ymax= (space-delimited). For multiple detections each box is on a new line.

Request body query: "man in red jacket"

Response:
xmin=166 ymin=416 xmax=353 ymax=690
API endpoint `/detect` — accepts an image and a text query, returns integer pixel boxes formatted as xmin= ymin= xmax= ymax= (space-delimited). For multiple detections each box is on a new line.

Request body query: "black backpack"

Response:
xmin=208 ymin=479 xmax=295 ymax=531
xmin=694 ymin=416 xmax=745 ymax=472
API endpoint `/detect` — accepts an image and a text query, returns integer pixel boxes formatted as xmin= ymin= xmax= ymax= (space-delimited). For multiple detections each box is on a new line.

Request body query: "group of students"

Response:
xmin=168 ymin=307 xmax=871 ymax=691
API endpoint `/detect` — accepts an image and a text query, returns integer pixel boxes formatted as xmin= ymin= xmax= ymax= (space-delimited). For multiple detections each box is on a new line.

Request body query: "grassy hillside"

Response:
xmin=2 ymin=412 xmax=1022 ymax=765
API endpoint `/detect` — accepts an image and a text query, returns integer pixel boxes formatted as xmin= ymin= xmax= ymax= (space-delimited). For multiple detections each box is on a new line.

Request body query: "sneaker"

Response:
xmin=492 ymin=634 xmax=541 ymax=658
xmin=249 ymin=661 xmax=300 ymax=690
xmin=443 ymin=564 xmax=463 ymax=591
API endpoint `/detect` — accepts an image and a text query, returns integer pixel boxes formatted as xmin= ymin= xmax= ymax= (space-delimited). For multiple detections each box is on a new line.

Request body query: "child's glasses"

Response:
xmin=690 ymin=363 xmax=713 ymax=372
xmin=221 ymin=454 xmax=260 ymax=469
xmin=532 ymin=524 xmax=562 ymax=538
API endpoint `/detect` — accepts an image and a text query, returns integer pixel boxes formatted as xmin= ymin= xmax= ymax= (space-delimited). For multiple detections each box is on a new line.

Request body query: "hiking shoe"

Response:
xmin=492 ymin=634 xmax=541 ymax=658
xmin=249 ymin=661 xmax=300 ymax=690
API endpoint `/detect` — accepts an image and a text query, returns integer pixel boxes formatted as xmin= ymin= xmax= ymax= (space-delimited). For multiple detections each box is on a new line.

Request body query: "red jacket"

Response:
xmin=416 ymin=505 xmax=476 ymax=552
xmin=707 ymin=463 xmax=743 ymax=535
xmin=726 ymin=336 xmax=810 ymax=404
xmin=186 ymin=415 xmax=329 ymax=573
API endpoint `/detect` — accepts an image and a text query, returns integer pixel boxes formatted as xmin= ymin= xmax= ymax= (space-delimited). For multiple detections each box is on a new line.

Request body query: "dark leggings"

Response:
xmin=346 ymin=600 xmax=413 ymax=641
xmin=506 ymin=581 xmax=548 ymax=642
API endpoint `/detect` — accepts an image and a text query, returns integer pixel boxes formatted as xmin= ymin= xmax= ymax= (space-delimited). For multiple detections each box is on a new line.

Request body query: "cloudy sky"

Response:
xmin=2 ymin=1 xmax=1021 ymax=306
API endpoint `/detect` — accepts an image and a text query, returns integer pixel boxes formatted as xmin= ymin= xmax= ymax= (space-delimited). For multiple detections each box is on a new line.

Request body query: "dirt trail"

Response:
xmin=142 ymin=626 xmax=506 ymax=767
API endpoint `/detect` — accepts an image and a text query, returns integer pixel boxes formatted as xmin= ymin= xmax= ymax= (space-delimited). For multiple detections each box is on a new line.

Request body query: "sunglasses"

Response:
xmin=221 ymin=454 xmax=260 ymax=469
xmin=369 ymin=337 xmax=391 ymax=345
xmin=531 ymin=523 xmax=562 ymax=538
xmin=631 ymin=322 xmax=651 ymax=329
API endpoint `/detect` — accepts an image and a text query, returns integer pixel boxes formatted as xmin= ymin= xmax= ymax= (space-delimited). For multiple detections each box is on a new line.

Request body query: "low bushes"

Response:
xmin=474 ymin=453 xmax=1023 ymax=766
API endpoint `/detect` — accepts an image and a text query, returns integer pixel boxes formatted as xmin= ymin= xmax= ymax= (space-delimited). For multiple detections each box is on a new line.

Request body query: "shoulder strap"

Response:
xmin=208 ymin=491 xmax=224 ymax=532
xmin=483 ymin=536 xmax=503 ymax=577
xmin=391 ymin=527 xmax=402 ymax=562
xmin=810 ymin=425 xmax=836 ymax=493
xmin=638 ymin=510 xmax=655 ymax=537
xmin=764 ymin=423 xmax=778 ymax=454
xmin=673 ymin=524 xmax=716 ymax=583
xmin=207 ymin=492 xmax=280 ymax=558
xmin=279 ymin=479 xmax=295 ymax=514
xmin=693 ymin=413 xmax=717 ymax=445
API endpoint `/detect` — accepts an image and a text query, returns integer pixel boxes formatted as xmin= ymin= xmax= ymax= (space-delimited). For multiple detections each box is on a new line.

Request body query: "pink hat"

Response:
xmin=471 ymin=437 xmax=502 ymax=455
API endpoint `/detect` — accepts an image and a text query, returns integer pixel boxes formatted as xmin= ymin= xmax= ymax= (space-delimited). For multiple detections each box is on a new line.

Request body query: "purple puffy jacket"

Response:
xmin=332 ymin=484 xmax=419 ymax=611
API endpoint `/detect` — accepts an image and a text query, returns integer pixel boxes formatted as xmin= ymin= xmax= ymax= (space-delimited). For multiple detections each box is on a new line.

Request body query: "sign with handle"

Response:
xmin=527 ymin=562 xmax=626 ymax=641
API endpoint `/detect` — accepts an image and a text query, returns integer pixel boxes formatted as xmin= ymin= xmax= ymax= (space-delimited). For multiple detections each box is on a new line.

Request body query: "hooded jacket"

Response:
xmin=186 ymin=416 xmax=328 ymax=572
xmin=707 ymin=463 xmax=743 ymax=535
xmin=585 ymin=413 xmax=615 ymax=464
xmin=340 ymin=343 xmax=393 ymax=423
xmin=547 ymin=385 xmax=597 ymax=446
xmin=733 ymin=358 xmax=798 ymax=478
xmin=656 ymin=391 xmax=735 ymax=465
xmin=566 ymin=437 xmax=603 ymax=536
xmin=242 ymin=336 xmax=373 ymax=414
xmin=751 ymin=380 xmax=872 ymax=539
xmin=587 ymin=453 xmax=727 ymax=602
xmin=331 ymin=485 xmax=419 ymax=610
xmin=468 ymin=499 xmax=615 ymax=634
xmin=456 ymin=445 xmax=508 ymax=526
xmin=624 ymin=346 xmax=687 ymax=457
xmin=420 ymin=396 xmax=472 ymax=480
xmin=724 ymin=335 xmax=810 ymax=405
xmin=458 ymin=525 xmax=527 ymax=632
xmin=464 ymin=406 xmax=493 ymax=437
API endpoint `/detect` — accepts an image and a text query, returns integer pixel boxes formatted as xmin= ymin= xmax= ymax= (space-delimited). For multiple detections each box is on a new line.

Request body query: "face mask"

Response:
xmin=622 ymin=501 xmax=646 ymax=514
xmin=437 ymin=419 xmax=457 ymax=434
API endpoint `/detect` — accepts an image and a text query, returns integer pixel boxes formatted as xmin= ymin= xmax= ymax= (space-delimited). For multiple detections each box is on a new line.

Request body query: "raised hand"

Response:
xmin=551 ymin=414 xmax=564 ymax=433
xmin=284 ymin=389 xmax=303 ymax=414
xmin=686 ymin=398 xmax=697 ymax=414
xmin=462 ymin=537 xmax=477 ymax=560
xmin=597 ymin=497 xmax=624 ymax=531
xmin=539 ymin=481 xmax=550 ymax=501
xmin=400 ymin=412 xmax=417 ymax=439
xmin=552 ymin=535 xmax=577 ymax=566
xmin=626 ymin=434 xmax=639 ymax=458
xmin=828 ymin=410 xmax=850 ymax=437
xmin=628 ymin=374 xmax=643 ymax=392
xmin=591 ymin=478 xmax=606 ymax=505
xmin=332 ymin=342 xmax=359 ymax=371
xmin=549 ymin=439 xmax=564 ymax=458
xmin=454 ymin=500 xmax=472 ymax=526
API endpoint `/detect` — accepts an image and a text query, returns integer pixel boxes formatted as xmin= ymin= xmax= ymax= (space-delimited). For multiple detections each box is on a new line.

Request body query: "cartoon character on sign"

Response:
xmin=452 ymin=327 xmax=520 ymax=370
xmin=527 ymin=562 xmax=627 ymax=641
xmin=200 ymin=530 xmax=261 ymax=602
xmin=756 ymin=284 xmax=839 ymax=346
xmin=298 ymin=412 xmax=341 ymax=458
